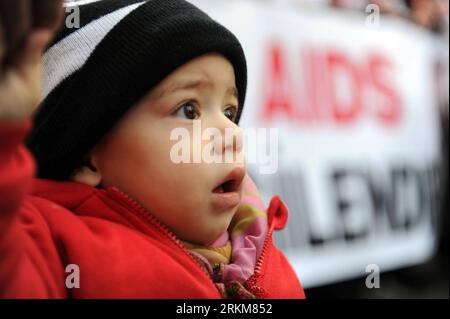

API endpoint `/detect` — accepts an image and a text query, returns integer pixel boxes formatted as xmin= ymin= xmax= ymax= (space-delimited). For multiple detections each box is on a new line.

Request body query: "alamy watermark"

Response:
xmin=169 ymin=120 xmax=279 ymax=175
xmin=365 ymin=4 xmax=381 ymax=29
xmin=65 ymin=264 xmax=80 ymax=289
xmin=365 ymin=264 xmax=381 ymax=289
xmin=63 ymin=1 xmax=81 ymax=29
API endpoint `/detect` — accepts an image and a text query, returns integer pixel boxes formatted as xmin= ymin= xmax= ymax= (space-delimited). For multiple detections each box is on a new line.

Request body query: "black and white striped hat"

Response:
xmin=27 ymin=0 xmax=247 ymax=181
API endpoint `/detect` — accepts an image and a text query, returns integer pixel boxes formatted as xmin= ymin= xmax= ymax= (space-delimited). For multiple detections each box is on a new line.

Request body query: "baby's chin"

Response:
xmin=180 ymin=224 xmax=230 ymax=246
xmin=167 ymin=204 xmax=238 ymax=245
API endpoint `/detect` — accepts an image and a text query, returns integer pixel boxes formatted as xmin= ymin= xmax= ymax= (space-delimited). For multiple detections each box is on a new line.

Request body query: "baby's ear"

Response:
xmin=70 ymin=157 xmax=102 ymax=187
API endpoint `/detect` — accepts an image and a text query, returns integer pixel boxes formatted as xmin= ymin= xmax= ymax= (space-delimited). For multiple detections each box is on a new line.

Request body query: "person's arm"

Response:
xmin=0 ymin=0 xmax=64 ymax=297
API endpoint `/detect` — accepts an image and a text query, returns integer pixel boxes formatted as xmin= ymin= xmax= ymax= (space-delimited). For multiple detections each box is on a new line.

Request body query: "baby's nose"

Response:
xmin=211 ymin=125 xmax=243 ymax=156
xmin=224 ymin=126 xmax=243 ymax=154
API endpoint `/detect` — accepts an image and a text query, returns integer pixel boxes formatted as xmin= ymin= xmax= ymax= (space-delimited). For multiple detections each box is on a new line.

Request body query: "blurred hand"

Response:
xmin=0 ymin=0 xmax=63 ymax=122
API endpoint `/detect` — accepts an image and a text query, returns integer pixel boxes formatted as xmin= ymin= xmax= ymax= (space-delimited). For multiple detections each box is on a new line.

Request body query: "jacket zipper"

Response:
xmin=253 ymin=225 xmax=273 ymax=275
xmin=241 ymin=224 xmax=274 ymax=298
xmin=107 ymin=186 xmax=272 ymax=296
xmin=106 ymin=187 xmax=214 ymax=282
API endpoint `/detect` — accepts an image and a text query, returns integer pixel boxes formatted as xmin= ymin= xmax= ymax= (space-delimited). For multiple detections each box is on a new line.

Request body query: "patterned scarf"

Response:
xmin=181 ymin=175 xmax=268 ymax=298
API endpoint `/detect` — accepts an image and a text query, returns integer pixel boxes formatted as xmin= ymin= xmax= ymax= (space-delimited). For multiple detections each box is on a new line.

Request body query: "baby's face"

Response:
xmin=90 ymin=54 xmax=245 ymax=245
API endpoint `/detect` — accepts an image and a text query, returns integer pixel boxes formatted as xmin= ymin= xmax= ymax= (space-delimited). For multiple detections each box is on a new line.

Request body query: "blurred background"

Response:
xmin=184 ymin=0 xmax=449 ymax=299
xmin=64 ymin=0 xmax=449 ymax=298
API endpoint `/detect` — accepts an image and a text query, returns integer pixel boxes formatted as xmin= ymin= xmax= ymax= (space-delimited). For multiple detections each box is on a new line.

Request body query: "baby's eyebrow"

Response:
xmin=156 ymin=79 xmax=211 ymax=99
xmin=157 ymin=78 xmax=238 ymax=101
xmin=227 ymin=86 xmax=239 ymax=100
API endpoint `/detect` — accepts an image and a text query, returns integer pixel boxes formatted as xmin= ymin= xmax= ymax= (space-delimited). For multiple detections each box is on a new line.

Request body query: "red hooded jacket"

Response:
xmin=0 ymin=121 xmax=305 ymax=298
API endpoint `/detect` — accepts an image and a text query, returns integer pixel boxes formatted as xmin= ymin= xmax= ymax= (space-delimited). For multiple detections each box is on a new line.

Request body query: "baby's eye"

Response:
xmin=224 ymin=106 xmax=238 ymax=122
xmin=174 ymin=102 xmax=200 ymax=120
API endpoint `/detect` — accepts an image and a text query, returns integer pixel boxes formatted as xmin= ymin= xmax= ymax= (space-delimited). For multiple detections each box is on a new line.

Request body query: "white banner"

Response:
xmin=189 ymin=0 xmax=445 ymax=288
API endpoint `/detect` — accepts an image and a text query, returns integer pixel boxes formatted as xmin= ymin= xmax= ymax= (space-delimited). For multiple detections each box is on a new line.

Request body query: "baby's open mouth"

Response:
xmin=212 ymin=166 xmax=245 ymax=194
xmin=213 ymin=179 xmax=236 ymax=193
xmin=211 ymin=166 xmax=245 ymax=209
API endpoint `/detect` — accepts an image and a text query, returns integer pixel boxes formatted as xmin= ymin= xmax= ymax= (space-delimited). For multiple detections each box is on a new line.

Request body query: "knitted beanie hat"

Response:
xmin=26 ymin=0 xmax=247 ymax=181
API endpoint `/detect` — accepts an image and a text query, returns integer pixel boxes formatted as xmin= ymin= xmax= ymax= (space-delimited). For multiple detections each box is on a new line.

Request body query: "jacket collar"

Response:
xmin=30 ymin=178 xmax=99 ymax=211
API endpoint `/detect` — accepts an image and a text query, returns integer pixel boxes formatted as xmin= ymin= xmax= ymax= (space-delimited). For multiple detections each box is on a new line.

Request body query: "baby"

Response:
xmin=0 ymin=0 xmax=304 ymax=298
